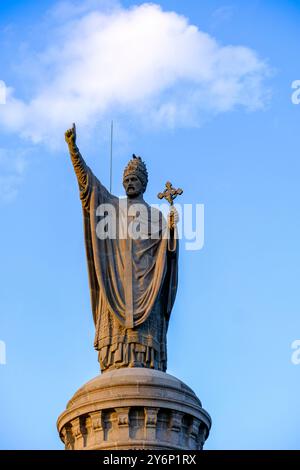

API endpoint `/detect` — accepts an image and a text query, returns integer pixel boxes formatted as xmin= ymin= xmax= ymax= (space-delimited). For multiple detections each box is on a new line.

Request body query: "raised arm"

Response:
xmin=65 ymin=123 xmax=88 ymax=190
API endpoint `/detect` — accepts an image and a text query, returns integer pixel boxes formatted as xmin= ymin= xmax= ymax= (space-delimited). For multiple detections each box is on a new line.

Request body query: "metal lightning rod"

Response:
xmin=109 ymin=120 xmax=113 ymax=193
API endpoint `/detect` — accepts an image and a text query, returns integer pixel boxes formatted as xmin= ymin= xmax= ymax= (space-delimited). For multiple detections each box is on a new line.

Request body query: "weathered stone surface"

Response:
xmin=65 ymin=124 xmax=180 ymax=373
xmin=57 ymin=368 xmax=211 ymax=450
xmin=59 ymin=125 xmax=212 ymax=450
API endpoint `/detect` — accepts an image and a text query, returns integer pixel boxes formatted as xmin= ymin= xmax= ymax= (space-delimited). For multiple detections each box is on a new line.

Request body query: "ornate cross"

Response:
xmin=157 ymin=181 xmax=183 ymax=206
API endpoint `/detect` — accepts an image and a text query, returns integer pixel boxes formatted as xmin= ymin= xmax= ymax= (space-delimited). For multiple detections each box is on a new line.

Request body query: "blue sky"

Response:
xmin=0 ymin=0 xmax=300 ymax=450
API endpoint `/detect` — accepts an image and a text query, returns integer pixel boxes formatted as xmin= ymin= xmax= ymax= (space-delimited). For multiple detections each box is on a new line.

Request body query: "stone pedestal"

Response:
xmin=57 ymin=369 xmax=211 ymax=450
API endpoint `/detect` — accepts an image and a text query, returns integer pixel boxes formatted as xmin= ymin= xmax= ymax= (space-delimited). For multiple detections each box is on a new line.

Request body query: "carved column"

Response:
xmin=71 ymin=417 xmax=84 ymax=450
xmin=144 ymin=407 xmax=159 ymax=441
xmin=116 ymin=407 xmax=130 ymax=441
xmin=169 ymin=411 xmax=183 ymax=447
xmin=89 ymin=411 xmax=103 ymax=447
xmin=189 ymin=417 xmax=201 ymax=449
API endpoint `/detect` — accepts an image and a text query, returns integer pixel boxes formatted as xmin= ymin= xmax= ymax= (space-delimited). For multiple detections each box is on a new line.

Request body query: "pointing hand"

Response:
xmin=65 ymin=123 xmax=76 ymax=145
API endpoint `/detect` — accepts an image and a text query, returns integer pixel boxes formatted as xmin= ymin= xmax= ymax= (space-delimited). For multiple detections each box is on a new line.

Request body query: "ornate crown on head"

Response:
xmin=123 ymin=154 xmax=148 ymax=192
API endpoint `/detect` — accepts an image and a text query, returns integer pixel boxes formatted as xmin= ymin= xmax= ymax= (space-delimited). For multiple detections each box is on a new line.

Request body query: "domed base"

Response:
xmin=57 ymin=368 xmax=211 ymax=450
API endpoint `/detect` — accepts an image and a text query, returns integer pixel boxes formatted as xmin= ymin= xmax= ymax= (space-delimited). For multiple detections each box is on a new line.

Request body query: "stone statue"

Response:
xmin=58 ymin=125 xmax=211 ymax=452
xmin=65 ymin=124 xmax=181 ymax=373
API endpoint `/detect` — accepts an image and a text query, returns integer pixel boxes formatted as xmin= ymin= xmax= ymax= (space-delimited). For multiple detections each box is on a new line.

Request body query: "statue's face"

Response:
xmin=123 ymin=174 xmax=143 ymax=198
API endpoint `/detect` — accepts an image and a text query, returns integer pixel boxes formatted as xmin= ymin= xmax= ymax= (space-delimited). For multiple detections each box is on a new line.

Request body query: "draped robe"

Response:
xmin=70 ymin=144 xmax=178 ymax=372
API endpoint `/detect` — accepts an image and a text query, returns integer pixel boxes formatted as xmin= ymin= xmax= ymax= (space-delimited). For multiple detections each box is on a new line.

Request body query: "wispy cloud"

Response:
xmin=211 ymin=5 xmax=235 ymax=28
xmin=0 ymin=149 xmax=27 ymax=202
xmin=0 ymin=1 xmax=271 ymax=146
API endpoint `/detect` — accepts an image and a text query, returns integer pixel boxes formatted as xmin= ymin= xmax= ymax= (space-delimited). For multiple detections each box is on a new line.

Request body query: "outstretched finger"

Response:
xmin=72 ymin=122 xmax=76 ymax=134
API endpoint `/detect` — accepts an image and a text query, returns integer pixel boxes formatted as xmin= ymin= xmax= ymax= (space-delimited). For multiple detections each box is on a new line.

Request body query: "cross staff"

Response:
xmin=157 ymin=181 xmax=183 ymax=206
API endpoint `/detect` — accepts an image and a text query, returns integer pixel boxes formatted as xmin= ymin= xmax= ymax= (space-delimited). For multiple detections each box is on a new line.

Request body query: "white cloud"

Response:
xmin=0 ymin=1 xmax=270 ymax=146
xmin=0 ymin=149 xmax=27 ymax=202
